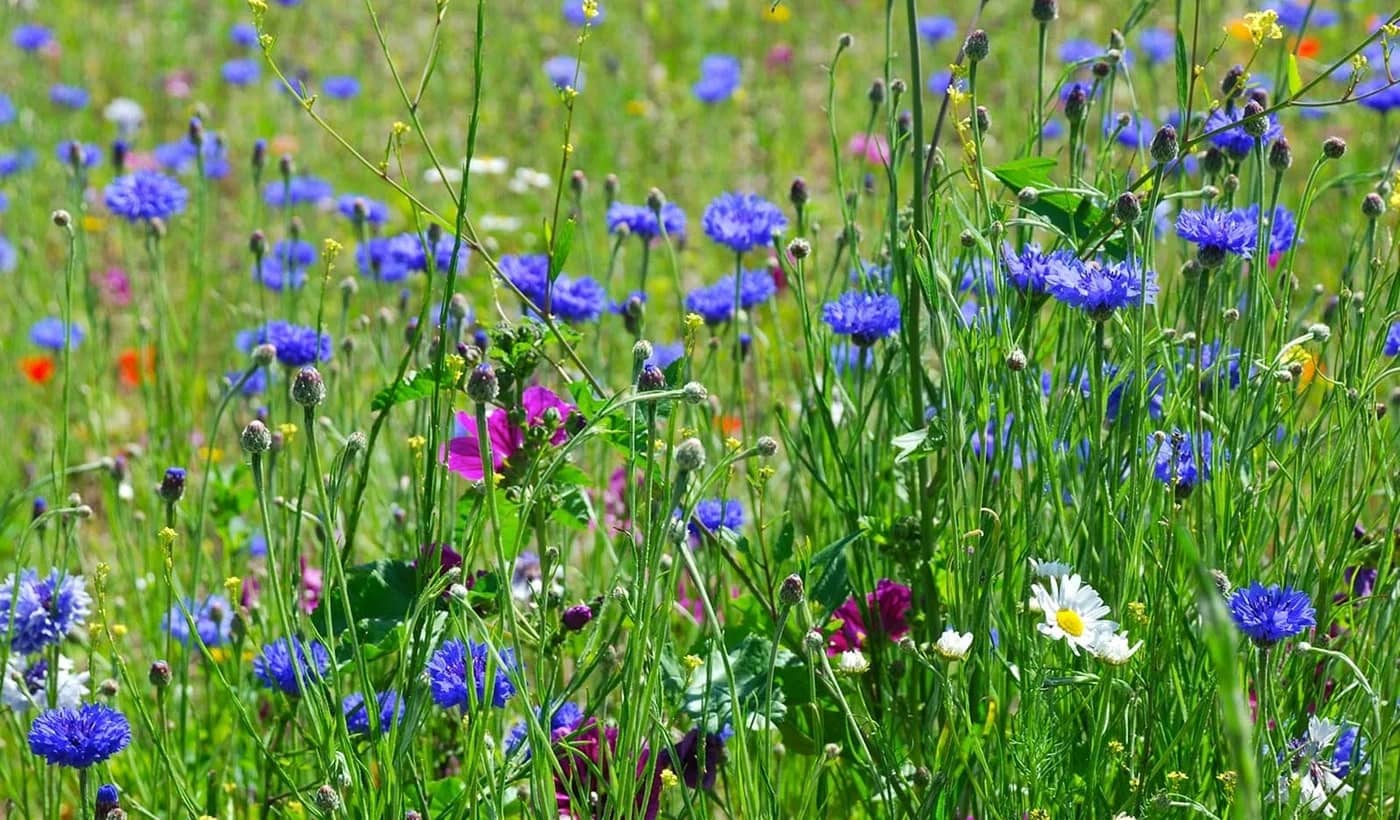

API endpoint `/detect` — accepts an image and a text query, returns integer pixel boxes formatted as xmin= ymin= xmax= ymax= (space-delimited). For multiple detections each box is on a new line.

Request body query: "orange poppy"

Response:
xmin=720 ymin=414 xmax=743 ymax=436
xmin=1296 ymin=37 xmax=1321 ymax=59
xmin=20 ymin=355 xmax=55 ymax=384
xmin=117 ymin=346 xmax=156 ymax=388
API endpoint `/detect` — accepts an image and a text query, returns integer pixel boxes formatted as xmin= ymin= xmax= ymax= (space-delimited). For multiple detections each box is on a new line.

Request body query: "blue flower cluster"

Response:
xmin=28 ymin=704 xmax=131 ymax=769
xmin=1228 ymin=581 xmax=1315 ymax=645
xmin=104 ymin=171 xmax=189 ymax=222
xmin=263 ymin=175 xmax=333 ymax=208
xmin=502 ymin=254 xmax=606 ymax=322
xmin=253 ymin=637 xmax=331 ymax=696
xmin=236 ymin=320 xmax=333 ymax=368
xmin=702 ymin=192 xmax=787 ymax=254
xmin=689 ymin=498 xmax=745 ymax=538
xmin=0 ymin=569 xmax=91 ymax=654
xmin=821 ymin=291 xmax=901 ymax=347
xmin=1045 ymin=259 xmax=1157 ymax=320
xmin=162 ymin=594 xmax=234 ymax=648
xmin=694 ymin=55 xmax=741 ymax=103
xmin=606 ymin=201 xmax=687 ymax=240
xmin=427 ymin=639 xmax=518 ymax=710
xmin=342 ymin=690 xmax=404 ymax=736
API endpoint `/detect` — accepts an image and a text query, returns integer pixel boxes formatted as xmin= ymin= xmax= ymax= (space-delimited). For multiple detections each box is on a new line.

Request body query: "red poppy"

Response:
xmin=1296 ymin=37 xmax=1321 ymax=59
xmin=117 ymin=347 xmax=156 ymax=388
xmin=20 ymin=355 xmax=55 ymax=385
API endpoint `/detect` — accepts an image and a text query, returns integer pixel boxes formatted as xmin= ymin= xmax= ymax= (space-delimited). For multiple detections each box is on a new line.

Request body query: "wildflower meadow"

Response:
xmin=3 ymin=0 xmax=1400 ymax=817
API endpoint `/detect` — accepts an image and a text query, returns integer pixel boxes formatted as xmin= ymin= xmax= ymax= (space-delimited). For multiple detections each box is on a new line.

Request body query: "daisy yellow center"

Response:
xmin=1055 ymin=608 xmax=1085 ymax=637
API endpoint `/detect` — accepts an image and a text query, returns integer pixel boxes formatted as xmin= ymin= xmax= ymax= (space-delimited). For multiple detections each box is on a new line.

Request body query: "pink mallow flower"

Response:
xmin=444 ymin=386 xmax=575 ymax=480
xmin=847 ymin=132 xmax=891 ymax=166
xmin=827 ymin=578 xmax=912 ymax=655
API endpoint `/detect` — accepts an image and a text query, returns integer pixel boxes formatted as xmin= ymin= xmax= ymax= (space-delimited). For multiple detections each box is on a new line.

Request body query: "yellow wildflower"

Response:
xmin=278 ymin=422 xmax=298 ymax=443
xmin=763 ymin=4 xmax=791 ymax=23
xmin=1241 ymin=10 xmax=1283 ymax=45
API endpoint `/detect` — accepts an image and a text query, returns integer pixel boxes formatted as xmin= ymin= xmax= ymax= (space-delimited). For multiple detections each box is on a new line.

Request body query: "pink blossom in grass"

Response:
xmin=826 ymin=578 xmax=911 ymax=655
xmin=847 ymin=132 xmax=891 ymax=166
xmin=445 ymin=386 xmax=575 ymax=480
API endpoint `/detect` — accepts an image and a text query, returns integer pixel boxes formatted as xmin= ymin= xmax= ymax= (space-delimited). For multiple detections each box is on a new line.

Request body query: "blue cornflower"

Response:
xmin=12 ymin=23 xmax=53 ymax=51
xmin=1196 ymin=341 xmax=1245 ymax=390
xmin=916 ymin=16 xmax=956 ymax=44
xmin=28 ymin=704 xmax=131 ymax=768
xmin=853 ymin=261 xmax=892 ymax=287
xmin=1357 ymin=76 xmax=1400 ymax=114
xmin=504 ymin=701 xmax=585 ymax=757
xmin=927 ymin=70 xmax=966 ymax=96
xmin=104 ymin=171 xmax=188 ymax=222
xmin=737 ymin=269 xmax=776 ymax=308
xmin=230 ymin=22 xmax=258 ymax=47
xmin=1072 ymin=364 xmax=1166 ymax=423
xmin=236 ymin=321 xmax=332 ymax=368
xmin=1176 ymin=207 xmax=1257 ymax=265
xmin=1240 ymin=203 xmax=1297 ymax=255
xmin=689 ymin=498 xmax=744 ymax=537
xmin=1228 ymin=581 xmax=1315 ymax=645
xmin=1150 ymin=429 xmax=1212 ymax=492
xmin=253 ymin=637 xmax=330 ymax=695
xmin=255 ymin=256 xmax=306 ymax=291
xmin=500 ymin=253 xmax=548 ymax=298
xmin=426 ymin=639 xmax=518 ymax=710
xmin=1059 ymin=39 xmax=1102 ymax=64
xmin=1332 ymin=725 xmax=1366 ymax=778
xmin=563 ymin=0 xmax=603 ymax=25
xmin=222 ymin=58 xmax=261 ymax=86
xmin=957 ymin=257 xmax=997 ymax=297
xmin=271 ymin=238 xmax=316 ymax=269
xmin=1138 ymin=29 xmax=1175 ymax=65
xmin=96 ymin=784 xmax=120 ymax=816
xmin=549 ymin=276 xmax=607 ymax=322
xmin=29 ymin=318 xmax=84 ymax=351
xmin=162 ymin=594 xmax=234 ymax=648
xmin=606 ymin=201 xmax=687 ymax=240
xmin=0 ymin=236 xmax=15 ymax=274
xmin=337 ymin=195 xmax=390 ymax=226
xmin=356 ymin=236 xmax=412 ymax=283
xmin=646 ymin=341 xmax=685 ymax=370
xmin=264 ymin=176 xmax=333 ymax=208
xmin=694 ymin=55 xmax=741 ymax=103
xmin=1107 ymin=114 xmax=1152 ymax=149
xmin=0 ymin=93 xmax=13 ymax=125
xmin=544 ymin=55 xmax=581 ymax=91
xmin=54 ymin=141 xmax=100 ymax=168
xmin=822 ymin=291 xmax=901 ymax=347
xmin=322 ymin=75 xmax=360 ymax=100
xmin=1386 ymin=322 xmax=1400 ymax=357
xmin=0 ymin=149 xmax=35 ymax=178
xmin=1269 ymin=0 xmax=1338 ymax=30
xmin=702 ymin=192 xmax=787 ymax=254
xmin=1003 ymin=243 xmax=1076 ymax=295
xmin=49 ymin=84 xmax=88 ymax=109
xmin=1205 ymin=106 xmax=1282 ymax=156
xmin=685 ymin=280 xmax=738 ymax=325
xmin=969 ymin=414 xmax=1026 ymax=469
xmin=0 ymin=569 xmax=91 ymax=654
xmin=1047 ymin=260 xmax=1157 ymax=319
xmin=342 ymin=691 xmax=403 ymax=737
xmin=226 ymin=367 xmax=268 ymax=397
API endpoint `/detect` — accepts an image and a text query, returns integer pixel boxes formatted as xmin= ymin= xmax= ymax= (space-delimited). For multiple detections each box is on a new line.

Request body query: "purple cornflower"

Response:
xmin=104 ymin=171 xmax=189 ymax=221
xmin=1241 ymin=203 xmax=1297 ymax=255
xmin=821 ymin=291 xmax=901 ymax=347
xmin=501 ymin=254 xmax=604 ymax=321
xmin=1150 ymin=429 xmax=1212 ymax=493
xmin=702 ymin=192 xmax=787 ymax=254
xmin=253 ymin=637 xmax=330 ymax=695
xmin=606 ymin=202 xmax=687 ymax=240
xmin=235 ymin=321 xmax=332 ymax=368
xmin=162 ymin=595 xmax=234 ymax=648
xmin=28 ymin=704 xmax=131 ymax=768
xmin=1046 ymin=260 xmax=1157 ymax=319
xmin=684 ymin=280 xmax=736 ymax=325
xmin=0 ymin=570 xmax=91 ymax=654
xmin=426 ymin=639 xmax=518 ymax=710
xmin=1176 ymin=207 xmax=1257 ymax=265
xmin=1384 ymin=322 xmax=1400 ymax=357
xmin=342 ymin=691 xmax=403 ymax=737
xmin=1205 ymin=106 xmax=1282 ymax=156
xmin=230 ymin=22 xmax=258 ymax=47
xmin=693 ymin=55 xmax=741 ymax=103
xmin=1228 ymin=582 xmax=1315 ymax=645
xmin=29 ymin=318 xmax=84 ymax=351
xmin=1002 ymin=244 xmax=1077 ymax=295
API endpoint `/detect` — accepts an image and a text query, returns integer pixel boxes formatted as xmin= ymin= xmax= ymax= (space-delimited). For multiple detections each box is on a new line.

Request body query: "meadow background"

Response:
xmin=0 ymin=0 xmax=1399 ymax=817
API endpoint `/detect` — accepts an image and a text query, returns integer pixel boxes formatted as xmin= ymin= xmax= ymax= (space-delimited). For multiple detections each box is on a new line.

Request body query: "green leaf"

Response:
xmin=680 ymin=634 xmax=797 ymax=732
xmin=1286 ymin=53 xmax=1303 ymax=98
xmin=370 ymin=367 xmax=445 ymax=413
xmin=1174 ymin=31 xmax=1189 ymax=113
xmin=989 ymin=157 xmax=1123 ymax=259
xmin=548 ymin=217 xmax=576 ymax=283
xmin=808 ymin=532 xmax=859 ymax=612
xmin=323 ymin=559 xmax=426 ymax=658
xmin=551 ymin=484 xmax=595 ymax=531
xmin=772 ymin=520 xmax=795 ymax=565
xmin=891 ymin=428 xmax=930 ymax=464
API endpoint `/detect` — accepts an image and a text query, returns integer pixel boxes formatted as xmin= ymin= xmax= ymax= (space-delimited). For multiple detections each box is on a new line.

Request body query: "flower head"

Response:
xmin=342 ymin=690 xmax=403 ymax=737
xmin=827 ymin=579 xmax=911 ymax=654
xmin=1003 ymin=243 xmax=1078 ymax=295
xmin=3 ymin=655 xmax=89 ymax=712
xmin=1384 ymin=322 xmax=1400 ymax=357
xmin=322 ymin=75 xmax=360 ymax=100
xmin=553 ymin=718 xmax=662 ymax=819
xmin=504 ymin=701 xmax=585 ymax=758
xmin=236 ymin=321 xmax=332 ymax=368
xmin=694 ymin=55 xmax=742 ymax=103
xmin=12 ymin=23 xmax=54 ymax=51
xmin=689 ymin=498 xmax=744 ymax=538
xmin=1046 ymin=259 xmax=1157 ymax=319
xmin=934 ymin=628 xmax=974 ymax=660
xmin=1030 ymin=574 xmax=1117 ymax=654
xmin=49 ymin=84 xmax=88 ymax=109
xmin=222 ymin=58 xmax=261 ymax=86
xmin=544 ymin=55 xmax=581 ymax=91
xmin=0 ymin=569 xmax=91 ymax=654
xmin=1205 ymin=106 xmax=1282 ymax=156
xmin=426 ymin=639 xmax=518 ymax=710
xmin=1176 ymin=207 xmax=1258 ymax=263
xmin=606 ymin=202 xmax=687 ymax=240
xmin=162 ymin=594 xmax=234 ymax=648
xmin=263 ymin=176 xmax=333 ymax=208
xmin=660 ymin=727 xmax=731 ymax=790
xmin=253 ymin=637 xmax=331 ymax=695
xmin=1088 ymin=630 xmax=1143 ymax=665
xmin=29 ymin=318 xmax=84 ymax=351
xmin=104 ymin=171 xmax=189 ymax=222
xmin=1150 ymin=429 xmax=1212 ymax=492
xmin=702 ymin=192 xmax=788 ymax=254
xmin=1228 ymin=581 xmax=1315 ymax=645
xmin=28 ymin=704 xmax=131 ymax=768
xmin=822 ymin=291 xmax=901 ymax=347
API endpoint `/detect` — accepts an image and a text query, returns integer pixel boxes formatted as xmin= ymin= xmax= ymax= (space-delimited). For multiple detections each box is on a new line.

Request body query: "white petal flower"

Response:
xmin=1031 ymin=574 xmax=1116 ymax=654
xmin=934 ymin=629 xmax=973 ymax=660
xmin=468 ymin=156 xmax=509 ymax=175
xmin=1089 ymin=630 xmax=1143 ymax=665
xmin=479 ymin=214 xmax=522 ymax=233
xmin=837 ymin=650 xmax=869 ymax=676
xmin=1029 ymin=557 xmax=1074 ymax=578
xmin=102 ymin=97 xmax=145 ymax=135
xmin=2 ymin=654 xmax=89 ymax=713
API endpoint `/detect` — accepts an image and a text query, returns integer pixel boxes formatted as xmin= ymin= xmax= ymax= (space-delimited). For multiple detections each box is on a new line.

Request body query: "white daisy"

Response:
xmin=2 ymin=654 xmax=89 ymax=712
xmin=1089 ymin=630 xmax=1143 ymax=665
xmin=934 ymin=629 xmax=973 ymax=660
xmin=1029 ymin=557 xmax=1074 ymax=578
xmin=836 ymin=650 xmax=869 ymax=676
xmin=1031 ymin=574 xmax=1117 ymax=654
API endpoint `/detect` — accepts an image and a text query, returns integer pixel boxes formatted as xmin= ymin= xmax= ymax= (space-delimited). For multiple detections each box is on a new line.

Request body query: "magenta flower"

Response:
xmin=445 ymin=386 xmax=575 ymax=480
xmin=826 ymin=578 xmax=912 ymax=655
xmin=847 ymin=133 xmax=891 ymax=166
